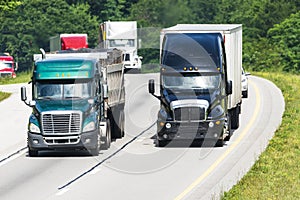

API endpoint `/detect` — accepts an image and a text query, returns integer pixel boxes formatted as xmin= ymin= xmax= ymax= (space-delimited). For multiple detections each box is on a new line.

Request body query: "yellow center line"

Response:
xmin=174 ymin=80 xmax=261 ymax=200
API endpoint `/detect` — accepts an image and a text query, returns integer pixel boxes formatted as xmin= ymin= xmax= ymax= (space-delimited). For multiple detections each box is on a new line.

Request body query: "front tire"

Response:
xmin=28 ymin=147 xmax=38 ymax=157
xmin=156 ymin=139 xmax=169 ymax=147
xmin=101 ymin=119 xmax=111 ymax=150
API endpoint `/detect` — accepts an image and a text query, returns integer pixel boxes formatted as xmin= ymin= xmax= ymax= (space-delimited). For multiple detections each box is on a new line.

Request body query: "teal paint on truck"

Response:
xmin=34 ymin=58 xmax=95 ymax=80
xmin=21 ymin=49 xmax=125 ymax=157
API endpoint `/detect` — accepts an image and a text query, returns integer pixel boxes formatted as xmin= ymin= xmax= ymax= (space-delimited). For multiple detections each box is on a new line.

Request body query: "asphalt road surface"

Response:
xmin=0 ymin=74 xmax=284 ymax=200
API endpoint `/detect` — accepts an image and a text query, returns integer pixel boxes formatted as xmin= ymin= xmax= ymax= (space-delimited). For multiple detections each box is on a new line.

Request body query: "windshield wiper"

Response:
xmin=39 ymin=96 xmax=54 ymax=100
xmin=64 ymin=96 xmax=82 ymax=99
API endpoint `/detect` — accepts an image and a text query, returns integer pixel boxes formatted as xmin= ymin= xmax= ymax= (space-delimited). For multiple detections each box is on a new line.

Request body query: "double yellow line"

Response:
xmin=174 ymin=80 xmax=261 ymax=200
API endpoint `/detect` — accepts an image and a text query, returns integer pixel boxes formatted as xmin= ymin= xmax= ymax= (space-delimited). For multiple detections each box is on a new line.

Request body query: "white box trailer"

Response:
xmin=99 ymin=21 xmax=142 ymax=71
xmin=161 ymin=24 xmax=243 ymax=128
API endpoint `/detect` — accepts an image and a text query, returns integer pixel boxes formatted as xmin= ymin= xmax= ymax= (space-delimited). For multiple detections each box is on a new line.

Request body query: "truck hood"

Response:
xmin=35 ymin=99 xmax=91 ymax=113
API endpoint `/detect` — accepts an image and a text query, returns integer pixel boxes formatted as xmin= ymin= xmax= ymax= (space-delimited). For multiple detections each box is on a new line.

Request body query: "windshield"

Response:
xmin=0 ymin=62 xmax=12 ymax=69
xmin=35 ymin=80 xmax=93 ymax=100
xmin=162 ymin=74 xmax=221 ymax=90
xmin=109 ymin=39 xmax=135 ymax=48
xmin=162 ymin=33 xmax=220 ymax=67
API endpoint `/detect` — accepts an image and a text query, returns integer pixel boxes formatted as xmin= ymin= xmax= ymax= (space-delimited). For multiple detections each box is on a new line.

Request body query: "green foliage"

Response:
xmin=268 ymin=11 xmax=300 ymax=73
xmin=0 ymin=0 xmax=21 ymax=12
xmin=0 ymin=0 xmax=98 ymax=71
xmin=222 ymin=72 xmax=300 ymax=199
xmin=242 ymin=11 xmax=300 ymax=73
xmin=65 ymin=0 xmax=137 ymax=21
xmin=218 ymin=0 xmax=299 ymax=39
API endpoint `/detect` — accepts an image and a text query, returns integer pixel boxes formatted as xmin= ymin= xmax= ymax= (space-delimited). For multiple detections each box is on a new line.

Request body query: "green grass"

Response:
xmin=0 ymin=71 xmax=31 ymax=102
xmin=222 ymin=72 xmax=300 ymax=199
xmin=0 ymin=71 xmax=31 ymax=85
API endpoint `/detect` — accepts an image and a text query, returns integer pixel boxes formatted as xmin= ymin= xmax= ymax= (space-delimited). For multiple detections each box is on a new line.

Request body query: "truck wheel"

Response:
xmin=216 ymin=139 xmax=224 ymax=147
xmin=101 ymin=119 xmax=111 ymax=150
xmin=28 ymin=148 xmax=38 ymax=157
xmin=242 ymin=90 xmax=248 ymax=98
xmin=119 ymin=110 xmax=125 ymax=137
xmin=224 ymin=115 xmax=232 ymax=141
xmin=230 ymin=107 xmax=240 ymax=129
xmin=90 ymin=147 xmax=99 ymax=156
xmin=90 ymin=129 xmax=101 ymax=156
xmin=156 ymin=139 xmax=169 ymax=147
xmin=112 ymin=109 xmax=124 ymax=139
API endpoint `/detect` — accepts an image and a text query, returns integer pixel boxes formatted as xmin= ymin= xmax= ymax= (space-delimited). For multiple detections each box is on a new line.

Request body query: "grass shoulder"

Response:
xmin=222 ymin=72 xmax=300 ymax=199
xmin=0 ymin=71 xmax=31 ymax=102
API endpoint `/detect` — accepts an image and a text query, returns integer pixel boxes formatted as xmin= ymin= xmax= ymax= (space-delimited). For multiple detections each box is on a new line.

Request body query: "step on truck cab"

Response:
xmin=21 ymin=48 xmax=125 ymax=156
xmin=149 ymin=24 xmax=242 ymax=147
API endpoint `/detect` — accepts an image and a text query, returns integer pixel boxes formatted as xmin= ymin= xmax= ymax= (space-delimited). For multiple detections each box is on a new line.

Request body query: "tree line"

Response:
xmin=0 ymin=0 xmax=299 ymax=73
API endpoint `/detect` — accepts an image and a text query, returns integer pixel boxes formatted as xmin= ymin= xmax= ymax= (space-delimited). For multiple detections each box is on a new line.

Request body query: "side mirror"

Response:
xmin=103 ymin=84 xmax=108 ymax=99
xmin=226 ymin=80 xmax=232 ymax=95
xmin=15 ymin=62 xmax=18 ymax=71
xmin=21 ymin=86 xmax=27 ymax=101
xmin=148 ymin=79 xmax=155 ymax=94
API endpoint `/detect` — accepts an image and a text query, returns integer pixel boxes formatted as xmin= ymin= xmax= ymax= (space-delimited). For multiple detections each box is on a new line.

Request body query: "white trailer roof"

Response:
xmin=162 ymin=24 xmax=242 ymax=33
xmin=33 ymin=52 xmax=108 ymax=61
xmin=105 ymin=21 xmax=137 ymax=39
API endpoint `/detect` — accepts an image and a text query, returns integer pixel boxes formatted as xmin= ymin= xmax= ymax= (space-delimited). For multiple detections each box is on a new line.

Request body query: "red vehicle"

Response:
xmin=50 ymin=34 xmax=88 ymax=52
xmin=0 ymin=53 xmax=17 ymax=78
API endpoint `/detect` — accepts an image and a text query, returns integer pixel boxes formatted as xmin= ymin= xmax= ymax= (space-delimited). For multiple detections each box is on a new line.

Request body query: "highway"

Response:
xmin=0 ymin=73 xmax=284 ymax=200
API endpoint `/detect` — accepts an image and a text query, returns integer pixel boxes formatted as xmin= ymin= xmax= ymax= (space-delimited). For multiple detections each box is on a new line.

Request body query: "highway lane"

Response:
xmin=0 ymin=74 xmax=284 ymax=200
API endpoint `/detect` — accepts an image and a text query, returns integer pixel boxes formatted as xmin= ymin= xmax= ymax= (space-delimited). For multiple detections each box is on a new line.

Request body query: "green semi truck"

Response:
xmin=21 ymin=49 xmax=125 ymax=156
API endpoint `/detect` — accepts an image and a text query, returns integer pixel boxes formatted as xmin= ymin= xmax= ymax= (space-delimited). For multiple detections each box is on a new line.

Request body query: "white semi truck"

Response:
xmin=99 ymin=21 xmax=142 ymax=72
xmin=149 ymin=24 xmax=243 ymax=146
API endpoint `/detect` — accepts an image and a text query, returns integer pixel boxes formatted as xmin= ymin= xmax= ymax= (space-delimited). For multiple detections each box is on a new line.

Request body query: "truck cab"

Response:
xmin=149 ymin=33 xmax=232 ymax=146
xmin=21 ymin=57 xmax=107 ymax=156
xmin=0 ymin=54 xmax=17 ymax=78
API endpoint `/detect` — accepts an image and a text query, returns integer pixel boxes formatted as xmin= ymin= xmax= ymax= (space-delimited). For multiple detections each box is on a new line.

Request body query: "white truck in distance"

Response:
xmin=99 ymin=21 xmax=142 ymax=72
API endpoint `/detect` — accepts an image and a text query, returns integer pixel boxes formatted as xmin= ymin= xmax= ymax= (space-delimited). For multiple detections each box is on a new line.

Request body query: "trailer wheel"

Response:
xmin=119 ymin=110 xmax=125 ymax=137
xmin=101 ymin=119 xmax=111 ymax=150
xmin=28 ymin=148 xmax=38 ymax=157
xmin=242 ymin=90 xmax=248 ymax=98
xmin=112 ymin=109 xmax=125 ymax=139
xmin=230 ymin=107 xmax=240 ymax=129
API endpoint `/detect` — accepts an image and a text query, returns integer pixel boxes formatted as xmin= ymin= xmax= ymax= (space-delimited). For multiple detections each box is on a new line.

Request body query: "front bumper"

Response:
xmin=157 ymin=119 xmax=225 ymax=141
xmin=27 ymin=130 xmax=98 ymax=151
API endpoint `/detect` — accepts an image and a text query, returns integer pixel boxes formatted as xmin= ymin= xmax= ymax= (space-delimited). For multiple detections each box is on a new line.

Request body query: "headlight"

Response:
xmin=29 ymin=123 xmax=41 ymax=133
xmin=208 ymin=105 xmax=224 ymax=118
xmin=83 ymin=121 xmax=95 ymax=132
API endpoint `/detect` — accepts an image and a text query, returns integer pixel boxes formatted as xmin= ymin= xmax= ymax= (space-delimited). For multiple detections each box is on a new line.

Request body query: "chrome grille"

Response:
xmin=42 ymin=111 xmax=82 ymax=135
xmin=174 ymin=107 xmax=206 ymax=121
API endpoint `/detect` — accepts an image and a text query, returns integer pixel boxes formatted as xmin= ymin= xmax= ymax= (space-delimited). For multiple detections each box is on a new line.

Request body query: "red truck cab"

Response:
xmin=0 ymin=53 xmax=17 ymax=78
